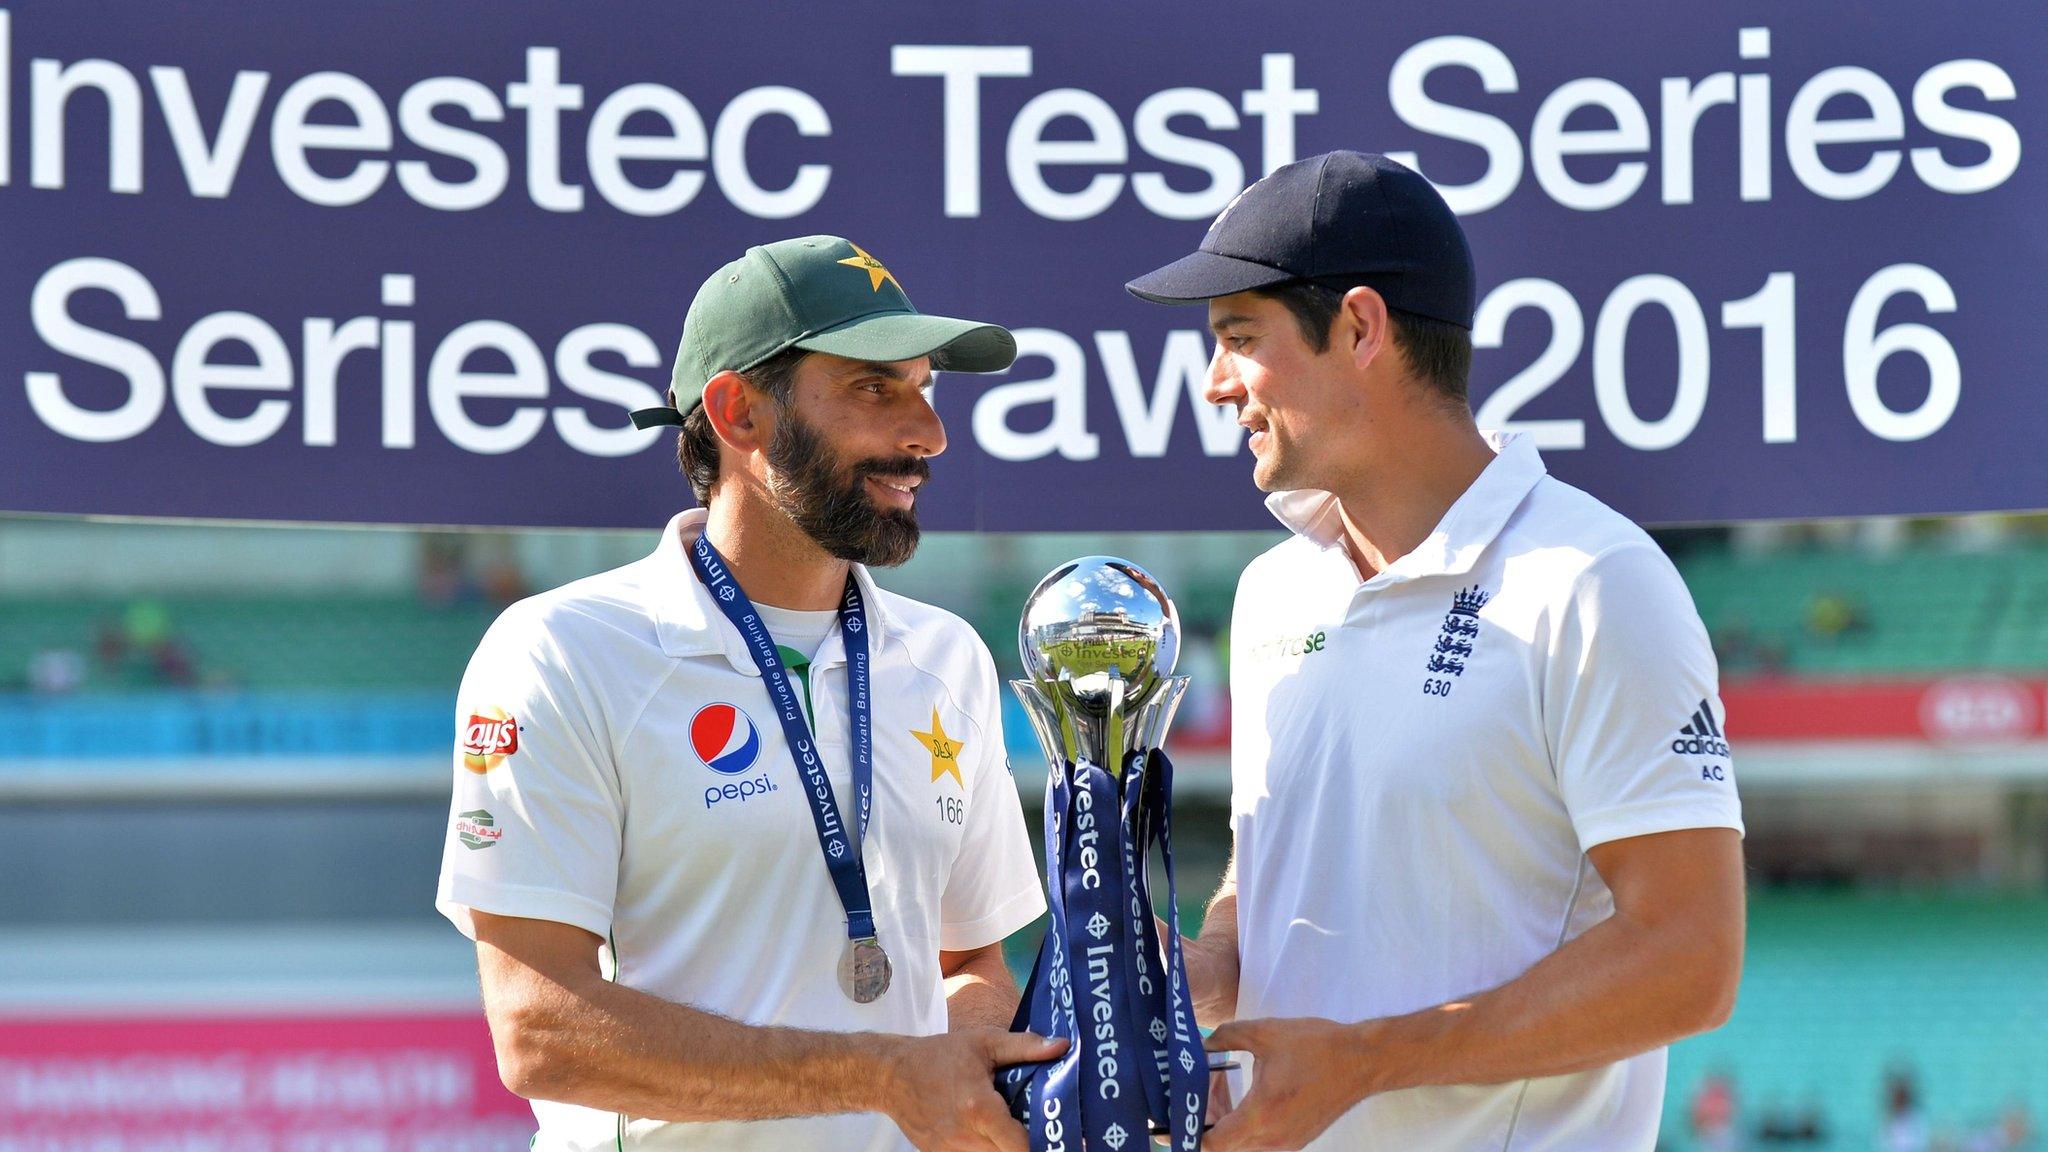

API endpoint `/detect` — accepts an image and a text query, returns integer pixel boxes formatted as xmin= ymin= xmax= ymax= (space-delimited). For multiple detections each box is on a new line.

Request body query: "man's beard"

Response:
xmin=765 ymin=409 xmax=928 ymax=568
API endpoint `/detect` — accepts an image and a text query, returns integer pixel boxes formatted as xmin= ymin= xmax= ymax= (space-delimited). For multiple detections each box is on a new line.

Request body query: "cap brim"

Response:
xmin=1125 ymin=250 xmax=1296 ymax=305
xmin=795 ymin=312 xmax=1017 ymax=374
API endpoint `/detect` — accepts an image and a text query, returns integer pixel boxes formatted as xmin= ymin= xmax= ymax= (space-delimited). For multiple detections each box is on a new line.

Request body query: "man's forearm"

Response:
xmin=1359 ymin=906 xmax=1738 ymax=1094
xmin=1186 ymin=889 xmax=1240 ymax=1027
xmin=945 ymin=945 xmax=1023 ymax=1031
xmin=495 ymin=970 xmax=907 ymax=1122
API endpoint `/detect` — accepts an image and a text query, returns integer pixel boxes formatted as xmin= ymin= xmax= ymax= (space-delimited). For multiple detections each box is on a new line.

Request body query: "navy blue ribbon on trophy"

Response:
xmin=1146 ymin=749 xmax=1212 ymax=1152
xmin=1001 ymin=757 xmax=1084 ymax=1148
xmin=1121 ymin=750 xmax=1172 ymax=1124
xmin=1000 ymin=748 xmax=1209 ymax=1150
xmin=1065 ymin=759 xmax=1152 ymax=1144
xmin=687 ymin=533 xmax=885 ymax=1001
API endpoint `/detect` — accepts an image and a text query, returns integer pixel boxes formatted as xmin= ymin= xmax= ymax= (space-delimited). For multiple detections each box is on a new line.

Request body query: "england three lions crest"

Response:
xmin=1422 ymin=586 xmax=1491 ymax=694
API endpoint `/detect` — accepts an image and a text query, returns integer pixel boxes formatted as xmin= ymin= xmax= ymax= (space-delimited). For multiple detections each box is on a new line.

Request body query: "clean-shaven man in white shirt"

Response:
xmin=1125 ymin=153 xmax=1746 ymax=1151
xmin=438 ymin=236 xmax=1061 ymax=1152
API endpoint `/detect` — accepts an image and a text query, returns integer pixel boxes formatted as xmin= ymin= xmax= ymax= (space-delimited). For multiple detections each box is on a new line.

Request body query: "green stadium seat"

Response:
xmin=1667 ymin=894 xmax=2048 ymax=1149
xmin=0 ymin=595 xmax=501 ymax=690
xmin=4 ymin=539 xmax=2045 ymax=689
xmin=1678 ymin=541 xmax=2048 ymax=676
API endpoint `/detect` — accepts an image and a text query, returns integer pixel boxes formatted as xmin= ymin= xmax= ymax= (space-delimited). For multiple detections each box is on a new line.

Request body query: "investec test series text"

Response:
xmin=3 ymin=11 xmax=2019 ymax=463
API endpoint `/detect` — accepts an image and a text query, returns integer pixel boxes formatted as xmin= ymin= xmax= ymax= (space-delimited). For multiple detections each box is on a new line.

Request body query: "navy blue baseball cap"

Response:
xmin=1126 ymin=150 xmax=1475 ymax=329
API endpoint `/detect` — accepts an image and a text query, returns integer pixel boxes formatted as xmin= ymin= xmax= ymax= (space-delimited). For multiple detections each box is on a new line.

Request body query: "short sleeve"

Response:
xmin=938 ymin=647 xmax=1047 ymax=952
xmin=1543 ymin=543 xmax=1745 ymax=853
xmin=435 ymin=605 xmax=624 ymax=942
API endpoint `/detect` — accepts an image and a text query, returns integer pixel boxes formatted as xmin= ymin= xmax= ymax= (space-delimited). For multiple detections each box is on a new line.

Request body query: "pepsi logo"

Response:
xmin=691 ymin=703 xmax=762 ymax=775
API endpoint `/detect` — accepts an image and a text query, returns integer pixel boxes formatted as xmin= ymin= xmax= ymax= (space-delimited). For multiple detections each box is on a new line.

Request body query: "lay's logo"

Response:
xmin=461 ymin=707 xmax=521 ymax=773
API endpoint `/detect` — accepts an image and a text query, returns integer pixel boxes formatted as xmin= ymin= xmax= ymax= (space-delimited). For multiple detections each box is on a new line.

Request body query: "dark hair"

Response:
xmin=677 ymin=346 xmax=810 ymax=504
xmin=1254 ymin=280 xmax=1473 ymax=408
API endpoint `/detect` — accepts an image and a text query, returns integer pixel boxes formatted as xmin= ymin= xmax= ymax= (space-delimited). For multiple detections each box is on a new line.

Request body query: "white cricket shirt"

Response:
xmin=436 ymin=510 xmax=1045 ymax=1151
xmin=1227 ymin=432 xmax=1743 ymax=1152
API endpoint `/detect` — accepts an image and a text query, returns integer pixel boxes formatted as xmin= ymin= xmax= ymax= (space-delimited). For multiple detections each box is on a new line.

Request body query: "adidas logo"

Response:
xmin=1672 ymin=698 xmax=1731 ymax=758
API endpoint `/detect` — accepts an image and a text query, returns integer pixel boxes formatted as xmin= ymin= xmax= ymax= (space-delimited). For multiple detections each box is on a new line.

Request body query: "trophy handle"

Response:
xmin=1012 ymin=675 xmax=1192 ymax=778
xmin=1011 ymin=678 xmax=1072 ymax=768
xmin=1132 ymin=676 xmax=1190 ymax=759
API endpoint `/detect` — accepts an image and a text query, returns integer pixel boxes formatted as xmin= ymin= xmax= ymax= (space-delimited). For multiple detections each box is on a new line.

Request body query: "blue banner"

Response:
xmin=2 ymin=2 xmax=2041 ymax=530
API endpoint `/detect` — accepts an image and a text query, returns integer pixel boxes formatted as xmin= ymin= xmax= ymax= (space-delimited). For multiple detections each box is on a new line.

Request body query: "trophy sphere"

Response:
xmin=1018 ymin=556 xmax=1180 ymax=708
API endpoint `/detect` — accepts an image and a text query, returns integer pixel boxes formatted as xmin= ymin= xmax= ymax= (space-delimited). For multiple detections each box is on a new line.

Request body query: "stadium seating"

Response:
xmin=9 ymin=541 xmax=2040 ymax=694
xmin=1658 ymin=543 xmax=2048 ymax=675
xmin=0 ymin=596 xmax=499 ymax=691
xmin=1662 ymin=892 xmax=2048 ymax=1149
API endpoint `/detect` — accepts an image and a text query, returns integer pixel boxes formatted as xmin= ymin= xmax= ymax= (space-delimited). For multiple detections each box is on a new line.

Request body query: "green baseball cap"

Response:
xmin=630 ymin=235 xmax=1017 ymax=428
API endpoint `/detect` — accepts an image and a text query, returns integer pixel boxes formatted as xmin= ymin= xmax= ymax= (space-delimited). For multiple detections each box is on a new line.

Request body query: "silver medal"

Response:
xmin=838 ymin=936 xmax=892 ymax=1003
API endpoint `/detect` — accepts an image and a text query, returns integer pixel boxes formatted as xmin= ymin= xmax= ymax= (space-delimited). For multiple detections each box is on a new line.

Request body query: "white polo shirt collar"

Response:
xmin=649 ymin=508 xmax=894 ymax=674
xmin=1263 ymin=431 xmax=1547 ymax=591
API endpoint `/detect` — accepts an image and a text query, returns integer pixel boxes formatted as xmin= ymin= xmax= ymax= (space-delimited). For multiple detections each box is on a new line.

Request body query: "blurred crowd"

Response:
xmin=1711 ymin=589 xmax=1872 ymax=678
xmin=12 ymin=535 xmax=535 ymax=695
xmin=1687 ymin=1067 xmax=2035 ymax=1152
xmin=25 ymin=601 xmax=208 ymax=694
xmin=418 ymin=533 xmax=529 ymax=608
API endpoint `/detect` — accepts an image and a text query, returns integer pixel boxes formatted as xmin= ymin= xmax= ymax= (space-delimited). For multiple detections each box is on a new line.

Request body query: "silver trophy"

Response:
xmin=1013 ymin=556 xmax=1189 ymax=776
xmin=1008 ymin=553 xmax=1237 ymax=1126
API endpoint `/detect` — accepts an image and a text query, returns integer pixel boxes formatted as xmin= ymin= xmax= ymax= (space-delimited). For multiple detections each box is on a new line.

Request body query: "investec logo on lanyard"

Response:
xmin=797 ymin=732 xmax=846 ymax=857
xmin=687 ymin=530 xmax=888 ymax=1002
xmin=1038 ymin=801 xmax=1077 ymax=1152
xmin=1073 ymin=785 xmax=1102 ymax=890
xmin=1084 ymin=940 xmax=1122 ymax=1092
xmin=698 ymin=545 xmax=736 ymax=595
xmin=1005 ymin=751 xmax=1213 ymax=1149
xmin=1040 ymin=1094 xmax=1068 ymax=1151
xmin=1170 ymin=964 xmax=1199 ymax=1149
xmin=1118 ymin=777 xmax=1163 ymax=1098
xmin=1070 ymin=786 xmax=1123 ymax=1098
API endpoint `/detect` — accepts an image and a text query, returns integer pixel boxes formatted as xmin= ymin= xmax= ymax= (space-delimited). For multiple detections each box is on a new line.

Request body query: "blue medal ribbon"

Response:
xmin=1001 ymin=748 xmax=1210 ymax=1150
xmin=687 ymin=534 xmax=877 ymax=945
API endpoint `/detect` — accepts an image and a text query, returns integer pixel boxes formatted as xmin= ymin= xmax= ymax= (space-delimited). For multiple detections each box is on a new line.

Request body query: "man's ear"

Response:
xmin=1339 ymin=285 xmax=1393 ymax=374
xmin=701 ymin=370 xmax=770 ymax=455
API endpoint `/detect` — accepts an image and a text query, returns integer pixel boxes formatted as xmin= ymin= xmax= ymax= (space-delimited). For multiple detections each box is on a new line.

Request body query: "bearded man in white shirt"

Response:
xmin=438 ymin=236 xmax=1060 ymax=1152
